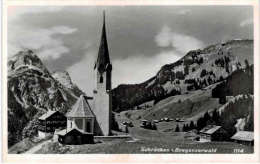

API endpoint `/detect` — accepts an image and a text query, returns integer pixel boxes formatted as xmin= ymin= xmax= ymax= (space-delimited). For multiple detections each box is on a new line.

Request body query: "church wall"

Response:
xmin=75 ymin=118 xmax=84 ymax=130
xmin=93 ymin=71 xmax=112 ymax=136
xmin=67 ymin=117 xmax=95 ymax=133
xmin=67 ymin=118 xmax=74 ymax=130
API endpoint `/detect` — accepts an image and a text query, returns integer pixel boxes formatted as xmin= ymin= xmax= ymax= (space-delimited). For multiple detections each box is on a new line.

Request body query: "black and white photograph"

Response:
xmin=5 ymin=5 xmax=255 ymax=156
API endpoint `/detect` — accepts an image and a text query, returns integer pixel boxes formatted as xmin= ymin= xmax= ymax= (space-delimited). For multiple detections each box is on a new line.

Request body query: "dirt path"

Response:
xmin=24 ymin=139 xmax=51 ymax=154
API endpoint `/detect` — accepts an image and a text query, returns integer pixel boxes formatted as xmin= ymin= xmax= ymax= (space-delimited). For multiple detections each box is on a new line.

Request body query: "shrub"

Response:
xmin=184 ymin=65 xmax=189 ymax=75
xmin=187 ymin=85 xmax=194 ymax=91
xmin=197 ymin=57 xmax=204 ymax=65
xmin=176 ymin=71 xmax=185 ymax=80
xmin=200 ymin=69 xmax=207 ymax=78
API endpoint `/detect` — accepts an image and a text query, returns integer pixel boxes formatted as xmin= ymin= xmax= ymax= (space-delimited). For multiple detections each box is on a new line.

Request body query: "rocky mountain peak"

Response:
xmin=52 ymin=71 xmax=74 ymax=89
xmin=8 ymin=50 xmax=49 ymax=76
xmin=7 ymin=50 xmax=84 ymax=146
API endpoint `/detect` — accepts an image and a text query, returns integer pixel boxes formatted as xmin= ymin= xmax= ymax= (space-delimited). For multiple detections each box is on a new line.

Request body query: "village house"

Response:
xmin=199 ymin=125 xmax=228 ymax=142
xmin=38 ymin=110 xmax=67 ymax=138
xmin=56 ymin=128 xmax=94 ymax=145
xmin=231 ymin=131 xmax=254 ymax=146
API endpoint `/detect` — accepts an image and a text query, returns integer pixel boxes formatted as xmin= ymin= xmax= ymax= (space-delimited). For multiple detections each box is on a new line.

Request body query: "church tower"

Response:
xmin=93 ymin=11 xmax=112 ymax=136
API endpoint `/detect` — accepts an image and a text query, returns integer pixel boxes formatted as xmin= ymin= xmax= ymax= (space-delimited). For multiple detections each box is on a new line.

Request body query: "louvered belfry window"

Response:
xmin=100 ymin=75 xmax=103 ymax=83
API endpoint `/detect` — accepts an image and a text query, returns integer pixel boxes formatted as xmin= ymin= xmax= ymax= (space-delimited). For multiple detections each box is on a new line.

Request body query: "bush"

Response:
xmin=22 ymin=118 xmax=39 ymax=139
xmin=187 ymin=85 xmax=194 ymax=91
xmin=176 ymin=71 xmax=185 ymax=80
xmin=184 ymin=65 xmax=189 ymax=75
xmin=197 ymin=57 xmax=204 ymax=65
xmin=200 ymin=69 xmax=207 ymax=78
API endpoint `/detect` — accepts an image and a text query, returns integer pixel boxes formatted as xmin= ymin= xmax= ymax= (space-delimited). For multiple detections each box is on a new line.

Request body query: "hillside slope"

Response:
xmin=112 ymin=39 xmax=253 ymax=112
xmin=142 ymin=83 xmax=221 ymax=121
xmin=212 ymin=65 xmax=253 ymax=98
xmin=140 ymin=65 xmax=254 ymax=136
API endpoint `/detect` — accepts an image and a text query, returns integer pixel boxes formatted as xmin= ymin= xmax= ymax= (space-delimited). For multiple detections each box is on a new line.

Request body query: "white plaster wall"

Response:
xmin=93 ymin=71 xmax=112 ymax=136
xmin=38 ymin=131 xmax=47 ymax=138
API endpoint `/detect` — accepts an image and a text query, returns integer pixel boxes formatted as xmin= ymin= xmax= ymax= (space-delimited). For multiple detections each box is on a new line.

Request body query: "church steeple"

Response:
xmin=95 ymin=11 xmax=111 ymax=74
xmin=92 ymin=11 xmax=112 ymax=136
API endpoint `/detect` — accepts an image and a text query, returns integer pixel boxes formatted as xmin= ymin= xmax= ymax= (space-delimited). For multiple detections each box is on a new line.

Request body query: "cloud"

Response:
xmin=155 ymin=25 xmax=205 ymax=54
xmin=240 ymin=18 xmax=253 ymax=27
xmin=67 ymin=48 xmax=181 ymax=94
xmin=113 ymin=50 xmax=181 ymax=87
xmin=7 ymin=6 xmax=253 ymax=90
xmin=8 ymin=6 xmax=63 ymax=22
xmin=8 ymin=26 xmax=77 ymax=60
xmin=67 ymin=50 xmax=96 ymax=95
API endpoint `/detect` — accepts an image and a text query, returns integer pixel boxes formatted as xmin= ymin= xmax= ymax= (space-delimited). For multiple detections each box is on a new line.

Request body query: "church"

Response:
xmin=92 ymin=11 xmax=112 ymax=136
xmin=54 ymin=12 xmax=113 ymax=143
xmin=69 ymin=11 xmax=112 ymax=136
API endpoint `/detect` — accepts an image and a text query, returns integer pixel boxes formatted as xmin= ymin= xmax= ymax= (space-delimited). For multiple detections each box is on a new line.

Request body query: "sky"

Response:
xmin=8 ymin=6 xmax=253 ymax=95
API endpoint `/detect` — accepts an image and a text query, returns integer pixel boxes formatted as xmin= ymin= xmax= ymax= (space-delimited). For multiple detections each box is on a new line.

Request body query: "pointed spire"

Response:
xmin=103 ymin=10 xmax=105 ymax=25
xmin=95 ymin=10 xmax=111 ymax=73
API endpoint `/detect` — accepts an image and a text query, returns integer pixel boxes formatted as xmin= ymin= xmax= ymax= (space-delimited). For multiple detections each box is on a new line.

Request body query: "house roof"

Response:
xmin=55 ymin=128 xmax=92 ymax=136
xmin=38 ymin=110 xmax=57 ymax=120
xmin=231 ymin=131 xmax=254 ymax=141
xmin=66 ymin=95 xmax=95 ymax=118
xmin=199 ymin=125 xmax=222 ymax=134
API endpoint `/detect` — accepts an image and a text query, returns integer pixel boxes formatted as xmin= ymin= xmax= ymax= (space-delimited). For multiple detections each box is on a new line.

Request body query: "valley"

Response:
xmin=7 ymin=39 xmax=254 ymax=154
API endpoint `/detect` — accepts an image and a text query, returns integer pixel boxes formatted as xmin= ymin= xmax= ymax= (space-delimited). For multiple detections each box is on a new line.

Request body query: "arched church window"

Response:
xmin=100 ymin=75 xmax=103 ymax=83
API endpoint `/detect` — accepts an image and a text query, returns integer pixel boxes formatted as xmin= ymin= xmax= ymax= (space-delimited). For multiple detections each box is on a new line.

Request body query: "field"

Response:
xmin=8 ymin=136 xmax=52 ymax=154
xmin=35 ymin=125 xmax=253 ymax=154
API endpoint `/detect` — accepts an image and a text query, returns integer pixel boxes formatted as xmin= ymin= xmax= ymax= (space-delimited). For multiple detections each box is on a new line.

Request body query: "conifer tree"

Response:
xmin=182 ymin=124 xmax=186 ymax=132
xmin=175 ymin=124 xmax=180 ymax=132
xmin=203 ymin=111 xmax=211 ymax=123
xmin=190 ymin=121 xmax=195 ymax=130
xmin=245 ymin=59 xmax=249 ymax=69
xmin=212 ymin=108 xmax=220 ymax=125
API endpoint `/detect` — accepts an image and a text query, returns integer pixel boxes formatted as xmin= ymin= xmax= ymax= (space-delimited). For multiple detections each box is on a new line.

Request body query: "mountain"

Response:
xmin=111 ymin=39 xmax=253 ymax=112
xmin=8 ymin=50 xmax=84 ymax=147
xmin=52 ymin=71 xmax=84 ymax=98
xmin=212 ymin=65 xmax=253 ymax=98
xmin=52 ymin=71 xmax=74 ymax=89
